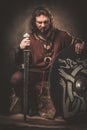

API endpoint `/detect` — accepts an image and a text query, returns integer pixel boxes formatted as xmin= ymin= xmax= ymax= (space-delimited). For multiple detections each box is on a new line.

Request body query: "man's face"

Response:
xmin=35 ymin=15 xmax=51 ymax=34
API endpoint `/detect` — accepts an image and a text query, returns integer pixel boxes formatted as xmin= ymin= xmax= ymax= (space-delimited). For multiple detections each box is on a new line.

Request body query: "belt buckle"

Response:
xmin=44 ymin=57 xmax=51 ymax=64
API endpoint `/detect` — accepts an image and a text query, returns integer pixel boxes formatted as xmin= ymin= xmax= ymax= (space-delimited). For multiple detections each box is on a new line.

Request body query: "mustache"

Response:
xmin=40 ymin=27 xmax=47 ymax=31
xmin=35 ymin=25 xmax=52 ymax=34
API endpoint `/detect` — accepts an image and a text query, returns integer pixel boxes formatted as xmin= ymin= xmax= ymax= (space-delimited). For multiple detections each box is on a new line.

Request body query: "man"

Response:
xmin=10 ymin=6 xmax=85 ymax=119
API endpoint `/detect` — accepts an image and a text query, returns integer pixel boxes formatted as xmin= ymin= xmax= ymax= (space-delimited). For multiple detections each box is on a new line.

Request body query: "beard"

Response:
xmin=40 ymin=27 xmax=49 ymax=34
xmin=36 ymin=25 xmax=52 ymax=35
xmin=34 ymin=24 xmax=55 ymax=41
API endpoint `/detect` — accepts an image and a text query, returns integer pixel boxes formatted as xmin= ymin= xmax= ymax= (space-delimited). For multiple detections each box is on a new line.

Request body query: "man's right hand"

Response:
xmin=20 ymin=37 xmax=30 ymax=49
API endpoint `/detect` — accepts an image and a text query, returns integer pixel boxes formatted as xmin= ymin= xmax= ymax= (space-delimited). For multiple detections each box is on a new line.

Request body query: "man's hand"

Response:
xmin=75 ymin=42 xmax=85 ymax=54
xmin=20 ymin=37 xmax=30 ymax=49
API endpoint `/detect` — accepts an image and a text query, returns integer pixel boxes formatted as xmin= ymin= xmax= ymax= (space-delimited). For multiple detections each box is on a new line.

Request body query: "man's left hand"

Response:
xmin=75 ymin=43 xmax=85 ymax=54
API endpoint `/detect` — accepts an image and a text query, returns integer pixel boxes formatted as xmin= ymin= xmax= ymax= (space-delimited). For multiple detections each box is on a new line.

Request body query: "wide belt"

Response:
xmin=20 ymin=64 xmax=49 ymax=81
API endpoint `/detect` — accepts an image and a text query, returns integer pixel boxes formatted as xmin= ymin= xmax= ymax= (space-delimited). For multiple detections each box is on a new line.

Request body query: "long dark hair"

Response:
xmin=30 ymin=6 xmax=53 ymax=33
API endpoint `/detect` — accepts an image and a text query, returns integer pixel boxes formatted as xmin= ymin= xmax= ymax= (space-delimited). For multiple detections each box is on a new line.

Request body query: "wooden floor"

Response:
xmin=0 ymin=114 xmax=87 ymax=130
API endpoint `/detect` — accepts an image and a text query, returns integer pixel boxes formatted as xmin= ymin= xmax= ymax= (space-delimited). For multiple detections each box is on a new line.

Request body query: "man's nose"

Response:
xmin=41 ymin=23 xmax=45 ymax=27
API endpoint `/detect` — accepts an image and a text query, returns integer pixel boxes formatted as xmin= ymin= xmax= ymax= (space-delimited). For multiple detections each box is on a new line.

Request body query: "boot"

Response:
xmin=9 ymin=88 xmax=22 ymax=114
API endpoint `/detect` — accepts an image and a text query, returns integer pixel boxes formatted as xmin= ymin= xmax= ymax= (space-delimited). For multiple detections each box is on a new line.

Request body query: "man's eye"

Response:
xmin=44 ymin=21 xmax=49 ymax=24
xmin=36 ymin=21 xmax=42 ymax=24
xmin=37 ymin=21 xmax=49 ymax=24
xmin=38 ymin=22 xmax=42 ymax=24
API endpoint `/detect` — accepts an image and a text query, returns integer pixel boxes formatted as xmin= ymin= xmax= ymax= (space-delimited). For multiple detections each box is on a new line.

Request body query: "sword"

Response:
xmin=23 ymin=33 xmax=30 ymax=121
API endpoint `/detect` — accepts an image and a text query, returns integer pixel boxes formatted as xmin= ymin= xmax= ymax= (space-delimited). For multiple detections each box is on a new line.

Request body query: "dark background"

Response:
xmin=0 ymin=0 xmax=87 ymax=113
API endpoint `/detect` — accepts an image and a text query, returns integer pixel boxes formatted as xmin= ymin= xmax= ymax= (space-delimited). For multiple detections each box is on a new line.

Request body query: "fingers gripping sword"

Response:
xmin=23 ymin=33 xmax=30 ymax=121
